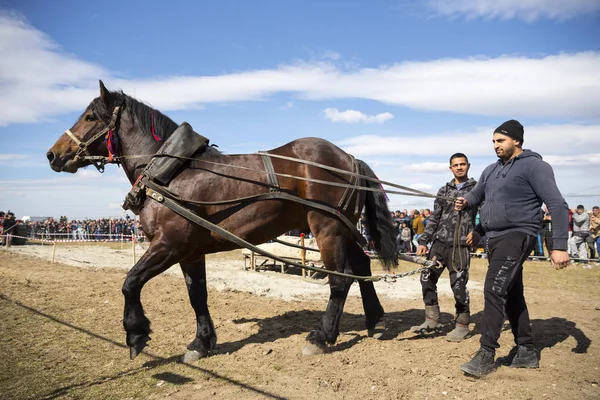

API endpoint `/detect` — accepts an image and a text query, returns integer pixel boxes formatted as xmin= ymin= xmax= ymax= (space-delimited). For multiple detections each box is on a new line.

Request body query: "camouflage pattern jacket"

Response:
xmin=418 ymin=178 xmax=477 ymax=247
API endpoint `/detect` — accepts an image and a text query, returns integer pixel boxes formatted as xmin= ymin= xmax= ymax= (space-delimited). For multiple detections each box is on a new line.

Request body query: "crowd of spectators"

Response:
xmin=0 ymin=211 xmax=142 ymax=242
xmin=359 ymin=204 xmax=599 ymax=263
xmin=3 ymin=204 xmax=599 ymax=261
xmin=359 ymin=208 xmax=433 ymax=254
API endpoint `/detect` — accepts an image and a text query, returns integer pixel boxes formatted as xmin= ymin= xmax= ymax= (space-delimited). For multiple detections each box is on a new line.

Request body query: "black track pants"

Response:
xmin=480 ymin=232 xmax=536 ymax=352
xmin=420 ymin=241 xmax=470 ymax=314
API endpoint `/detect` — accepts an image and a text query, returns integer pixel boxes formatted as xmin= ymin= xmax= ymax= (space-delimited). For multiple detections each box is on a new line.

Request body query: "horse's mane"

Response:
xmin=96 ymin=90 xmax=220 ymax=156
xmin=122 ymin=91 xmax=179 ymax=141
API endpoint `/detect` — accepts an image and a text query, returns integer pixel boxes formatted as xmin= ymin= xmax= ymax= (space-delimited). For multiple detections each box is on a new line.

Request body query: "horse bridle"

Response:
xmin=64 ymin=102 xmax=124 ymax=173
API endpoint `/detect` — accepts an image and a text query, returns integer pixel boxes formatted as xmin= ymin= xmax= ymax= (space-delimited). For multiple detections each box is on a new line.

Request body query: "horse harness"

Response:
xmin=64 ymin=101 xmax=125 ymax=173
xmin=122 ymin=123 xmax=367 ymax=248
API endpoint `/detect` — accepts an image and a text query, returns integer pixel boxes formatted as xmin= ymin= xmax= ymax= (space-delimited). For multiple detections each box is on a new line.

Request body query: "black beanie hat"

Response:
xmin=494 ymin=119 xmax=524 ymax=144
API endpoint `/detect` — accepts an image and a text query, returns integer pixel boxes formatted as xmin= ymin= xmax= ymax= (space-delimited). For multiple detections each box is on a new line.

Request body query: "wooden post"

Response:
xmin=132 ymin=236 xmax=136 ymax=265
xmin=300 ymin=234 xmax=306 ymax=278
xmin=51 ymin=241 xmax=57 ymax=263
xmin=250 ymin=251 xmax=255 ymax=271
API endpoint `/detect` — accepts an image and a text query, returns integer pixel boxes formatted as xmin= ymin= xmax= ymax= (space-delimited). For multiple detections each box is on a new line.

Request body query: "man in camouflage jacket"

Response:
xmin=412 ymin=153 xmax=477 ymax=342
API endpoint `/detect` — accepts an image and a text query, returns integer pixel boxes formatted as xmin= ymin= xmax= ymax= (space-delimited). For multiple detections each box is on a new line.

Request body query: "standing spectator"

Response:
xmin=568 ymin=208 xmax=573 ymax=239
xmin=412 ymin=153 xmax=477 ymax=342
xmin=2 ymin=211 xmax=17 ymax=245
xmin=533 ymin=213 xmax=545 ymax=259
xmin=399 ymin=221 xmax=412 ymax=253
xmin=411 ymin=210 xmax=425 ymax=251
xmin=590 ymin=206 xmax=600 ymax=261
xmin=392 ymin=211 xmax=403 ymax=249
xmin=541 ymin=206 xmax=553 ymax=255
xmin=568 ymin=205 xmax=590 ymax=264
xmin=0 ymin=211 xmax=4 ymax=241
xmin=422 ymin=209 xmax=431 ymax=227
xmin=455 ymin=119 xmax=569 ymax=377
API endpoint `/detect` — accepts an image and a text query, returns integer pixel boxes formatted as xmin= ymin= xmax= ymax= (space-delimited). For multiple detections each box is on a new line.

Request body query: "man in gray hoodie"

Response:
xmin=455 ymin=119 xmax=570 ymax=377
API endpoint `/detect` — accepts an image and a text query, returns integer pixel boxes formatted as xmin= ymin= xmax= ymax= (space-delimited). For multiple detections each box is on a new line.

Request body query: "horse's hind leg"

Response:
xmin=303 ymin=219 xmax=355 ymax=355
xmin=179 ymin=255 xmax=217 ymax=362
xmin=353 ymin=249 xmax=385 ymax=334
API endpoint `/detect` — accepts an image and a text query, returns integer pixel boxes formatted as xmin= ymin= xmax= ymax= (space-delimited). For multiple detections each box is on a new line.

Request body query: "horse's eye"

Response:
xmin=85 ymin=114 xmax=97 ymax=122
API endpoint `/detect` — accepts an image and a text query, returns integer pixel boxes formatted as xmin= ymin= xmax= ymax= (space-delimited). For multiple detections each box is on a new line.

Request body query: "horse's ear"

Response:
xmin=99 ymin=80 xmax=112 ymax=105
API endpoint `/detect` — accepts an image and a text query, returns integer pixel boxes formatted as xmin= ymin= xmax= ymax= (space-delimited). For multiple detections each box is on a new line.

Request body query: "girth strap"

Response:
xmin=261 ymin=152 xmax=280 ymax=192
xmin=141 ymin=178 xmax=366 ymax=247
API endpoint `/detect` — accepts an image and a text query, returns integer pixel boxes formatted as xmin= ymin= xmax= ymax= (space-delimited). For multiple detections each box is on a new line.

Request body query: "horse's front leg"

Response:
xmin=179 ymin=255 xmax=217 ymax=362
xmin=122 ymin=238 xmax=182 ymax=360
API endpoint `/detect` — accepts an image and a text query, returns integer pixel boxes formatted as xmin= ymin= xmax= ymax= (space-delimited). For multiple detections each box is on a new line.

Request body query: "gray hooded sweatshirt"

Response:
xmin=465 ymin=150 xmax=569 ymax=250
xmin=572 ymin=212 xmax=590 ymax=236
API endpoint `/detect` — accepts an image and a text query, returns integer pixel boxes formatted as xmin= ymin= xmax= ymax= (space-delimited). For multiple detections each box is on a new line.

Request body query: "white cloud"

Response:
xmin=427 ymin=0 xmax=600 ymax=22
xmin=338 ymin=123 xmax=600 ymax=160
xmin=324 ymin=108 xmax=394 ymax=124
xmin=544 ymin=153 xmax=600 ymax=167
xmin=0 ymin=14 xmax=106 ymax=125
xmin=402 ymin=162 xmax=449 ymax=173
xmin=409 ymin=183 xmax=434 ymax=192
xmin=0 ymin=154 xmax=30 ymax=160
xmin=1 ymin=14 xmax=599 ymax=125
xmin=0 ymin=169 xmax=131 ymax=219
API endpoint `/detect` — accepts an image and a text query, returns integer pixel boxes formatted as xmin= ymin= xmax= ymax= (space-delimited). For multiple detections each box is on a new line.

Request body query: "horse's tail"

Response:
xmin=357 ymin=159 xmax=397 ymax=270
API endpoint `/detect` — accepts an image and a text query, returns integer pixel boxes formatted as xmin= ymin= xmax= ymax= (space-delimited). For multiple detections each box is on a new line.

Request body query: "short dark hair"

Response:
xmin=577 ymin=205 xmax=585 ymax=210
xmin=593 ymin=206 xmax=599 ymax=210
xmin=449 ymin=153 xmax=469 ymax=165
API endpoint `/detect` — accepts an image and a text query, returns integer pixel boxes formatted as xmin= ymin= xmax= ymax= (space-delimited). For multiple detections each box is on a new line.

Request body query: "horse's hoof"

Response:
xmin=182 ymin=350 xmax=207 ymax=363
xmin=302 ymin=343 xmax=325 ymax=356
xmin=367 ymin=321 xmax=386 ymax=340
xmin=129 ymin=335 xmax=151 ymax=360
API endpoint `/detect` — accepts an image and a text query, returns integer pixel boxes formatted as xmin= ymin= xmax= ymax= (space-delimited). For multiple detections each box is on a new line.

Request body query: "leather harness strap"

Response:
xmin=261 ymin=152 xmax=280 ymax=193
xmin=139 ymin=177 xmax=367 ymax=247
xmin=143 ymin=180 xmax=376 ymax=281
xmin=64 ymin=104 xmax=123 ymax=172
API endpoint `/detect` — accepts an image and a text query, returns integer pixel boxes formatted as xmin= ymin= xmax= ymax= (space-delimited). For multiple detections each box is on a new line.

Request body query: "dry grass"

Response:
xmin=1 ymin=250 xmax=599 ymax=399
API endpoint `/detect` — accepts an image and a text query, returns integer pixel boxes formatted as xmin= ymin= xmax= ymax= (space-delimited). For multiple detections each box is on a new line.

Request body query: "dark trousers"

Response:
xmin=420 ymin=241 xmax=470 ymax=314
xmin=480 ymin=232 xmax=536 ymax=352
xmin=542 ymin=228 xmax=553 ymax=253
xmin=586 ymin=235 xmax=596 ymax=259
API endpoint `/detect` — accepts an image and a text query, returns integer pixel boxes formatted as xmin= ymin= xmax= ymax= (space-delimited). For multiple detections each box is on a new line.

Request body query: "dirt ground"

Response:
xmin=1 ymin=244 xmax=599 ymax=400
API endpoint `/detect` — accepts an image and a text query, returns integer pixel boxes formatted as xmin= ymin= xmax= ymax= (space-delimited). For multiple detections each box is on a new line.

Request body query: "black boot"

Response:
xmin=460 ymin=348 xmax=496 ymax=377
xmin=509 ymin=345 xmax=539 ymax=369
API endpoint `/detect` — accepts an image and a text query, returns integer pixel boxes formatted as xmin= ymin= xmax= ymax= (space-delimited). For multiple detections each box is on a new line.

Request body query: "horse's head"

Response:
xmin=47 ymin=80 xmax=123 ymax=173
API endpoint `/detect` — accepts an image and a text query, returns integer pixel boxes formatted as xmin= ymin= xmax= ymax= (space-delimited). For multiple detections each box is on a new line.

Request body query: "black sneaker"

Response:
xmin=509 ymin=345 xmax=539 ymax=369
xmin=496 ymin=346 xmax=519 ymax=366
xmin=460 ymin=348 xmax=496 ymax=377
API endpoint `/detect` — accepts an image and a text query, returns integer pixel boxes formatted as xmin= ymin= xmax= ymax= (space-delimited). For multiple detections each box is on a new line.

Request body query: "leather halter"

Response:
xmin=64 ymin=103 xmax=123 ymax=173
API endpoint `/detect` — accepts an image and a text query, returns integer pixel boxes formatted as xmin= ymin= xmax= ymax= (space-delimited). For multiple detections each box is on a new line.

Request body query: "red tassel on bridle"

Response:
xmin=151 ymin=111 xmax=161 ymax=142
xmin=107 ymin=129 xmax=115 ymax=162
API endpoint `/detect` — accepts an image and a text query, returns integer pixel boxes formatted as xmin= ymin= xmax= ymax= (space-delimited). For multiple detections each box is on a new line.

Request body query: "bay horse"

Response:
xmin=47 ymin=81 xmax=397 ymax=360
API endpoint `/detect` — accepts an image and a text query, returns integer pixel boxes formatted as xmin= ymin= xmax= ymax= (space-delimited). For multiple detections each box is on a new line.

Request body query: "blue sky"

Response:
xmin=1 ymin=0 xmax=599 ymax=219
